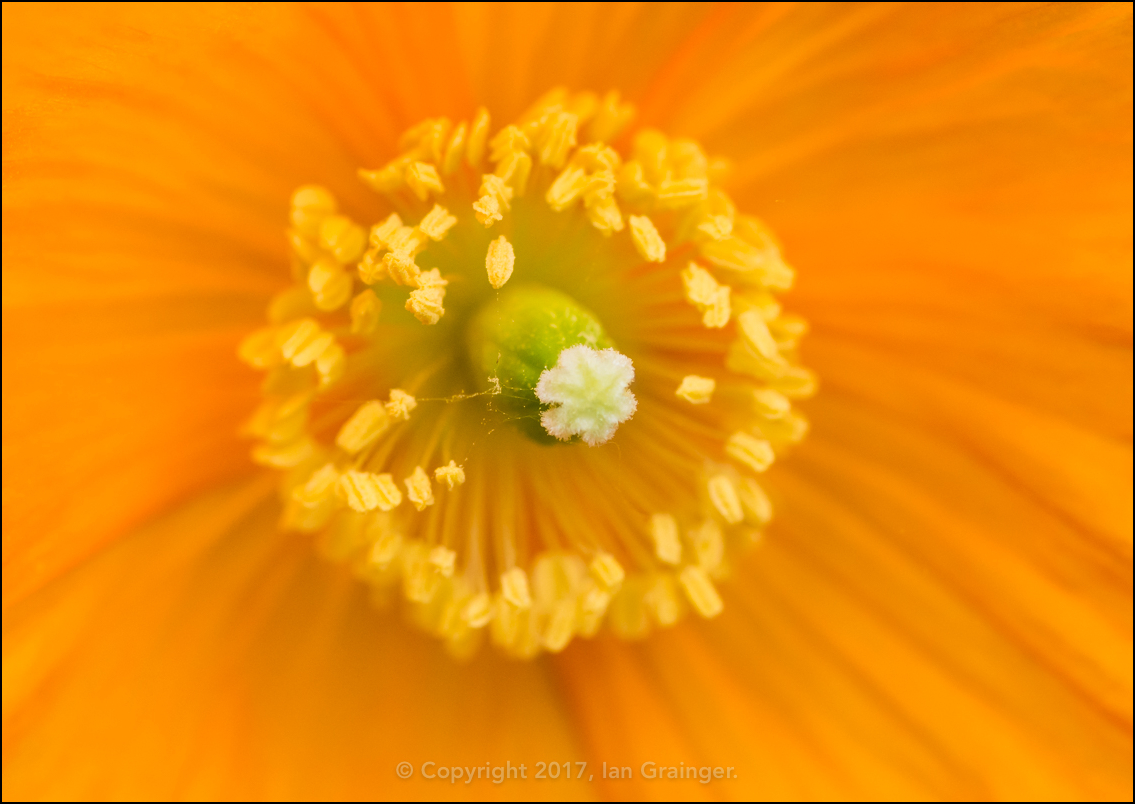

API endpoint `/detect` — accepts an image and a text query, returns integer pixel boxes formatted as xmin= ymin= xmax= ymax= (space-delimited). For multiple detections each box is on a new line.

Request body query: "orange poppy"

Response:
xmin=3 ymin=2 xmax=1131 ymax=799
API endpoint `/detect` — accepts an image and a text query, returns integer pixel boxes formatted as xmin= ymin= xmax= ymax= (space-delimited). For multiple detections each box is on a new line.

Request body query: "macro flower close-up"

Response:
xmin=3 ymin=2 xmax=1132 ymax=800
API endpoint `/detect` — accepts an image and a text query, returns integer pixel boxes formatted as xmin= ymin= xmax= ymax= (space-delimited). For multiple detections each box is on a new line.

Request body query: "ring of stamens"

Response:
xmin=239 ymin=87 xmax=815 ymax=659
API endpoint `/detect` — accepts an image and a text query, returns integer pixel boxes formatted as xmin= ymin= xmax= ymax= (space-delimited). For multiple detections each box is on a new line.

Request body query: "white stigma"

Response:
xmin=536 ymin=345 xmax=637 ymax=446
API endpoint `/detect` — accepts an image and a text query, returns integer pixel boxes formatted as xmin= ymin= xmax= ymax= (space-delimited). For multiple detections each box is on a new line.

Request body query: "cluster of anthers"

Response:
xmin=238 ymin=88 xmax=815 ymax=659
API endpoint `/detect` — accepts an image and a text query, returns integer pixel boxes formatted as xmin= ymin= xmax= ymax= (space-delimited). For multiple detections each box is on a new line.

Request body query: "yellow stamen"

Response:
xmin=724 ymin=431 xmax=775 ymax=473
xmin=385 ymin=389 xmax=417 ymax=420
xmin=429 ymin=545 xmax=456 ymax=577
xmin=706 ymin=474 xmax=744 ymax=524
xmin=406 ymin=283 xmax=446 ymax=325
xmin=404 ymin=466 xmax=435 ymax=511
xmin=485 ymin=235 xmax=515 ymax=289
xmin=405 ymin=161 xmax=444 ymax=200
xmin=349 ymin=289 xmax=381 ymax=334
xmin=649 ymin=513 xmax=682 ymax=565
xmin=336 ymin=401 xmax=391 ymax=454
xmin=681 ymin=263 xmax=731 ymax=328
xmin=500 ymin=567 xmax=531 ymax=609
xmin=589 ymin=553 xmax=625 ymax=590
xmin=466 ymin=107 xmax=491 ymax=168
xmin=629 ymin=215 xmax=666 ymax=262
xmin=679 ymin=565 xmax=723 ymax=618
xmin=417 ymin=204 xmax=457 ymax=241
xmin=434 ymin=461 xmax=466 ymax=489
xmin=676 ymin=375 xmax=715 ymax=404
xmin=307 ymin=258 xmax=353 ymax=311
xmin=318 ymin=214 xmax=367 ymax=263
xmin=441 ymin=122 xmax=467 ymax=175
xmin=689 ymin=520 xmax=724 ymax=571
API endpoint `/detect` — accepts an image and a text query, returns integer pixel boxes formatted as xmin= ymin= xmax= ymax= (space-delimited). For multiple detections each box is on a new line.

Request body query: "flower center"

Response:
xmin=238 ymin=88 xmax=815 ymax=658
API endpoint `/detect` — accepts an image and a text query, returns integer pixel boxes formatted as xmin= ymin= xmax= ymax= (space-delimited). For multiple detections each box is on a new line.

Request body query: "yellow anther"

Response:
xmin=737 ymin=477 xmax=772 ymax=525
xmin=316 ymin=342 xmax=345 ymax=387
xmin=292 ymin=462 xmax=339 ymax=506
xmin=466 ymin=107 xmax=491 ymax=168
xmin=566 ymin=90 xmax=599 ymax=124
xmin=290 ymin=185 xmax=338 ymax=237
xmin=500 ymin=567 xmax=532 ymax=609
xmin=403 ymin=542 xmax=441 ymax=603
xmin=577 ymin=584 xmax=610 ymax=637
xmin=679 ymin=565 xmax=723 ymax=618
xmin=629 ymin=215 xmax=666 ymax=263
xmin=267 ymin=285 xmax=314 ymax=324
xmin=307 ymin=258 xmax=353 ymax=311
xmin=737 ymin=310 xmax=783 ymax=362
xmin=238 ymin=327 xmax=284 ymax=368
xmin=290 ymin=330 xmax=334 ymax=368
xmin=725 ymin=431 xmax=775 ymax=473
xmin=769 ymin=365 xmax=818 ymax=398
xmin=434 ymin=461 xmax=466 ymax=489
xmin=277 ymin=318 xmax=322 ymax=361
xmin=479 ymin=174 xmax=513 ymax=209
xmin=287 ymin=228 xmax=322 ymax=266
xmin=472 ymin=194 xmax=503 ymax=227
xmin=681 ymin=263 xmax=731 ymax=328
xmin=585 ymin=89 xmax=634 ymax=143
xmin=733 ymin=216 xmax=795 ymax=289
xmin=589 ymin=553 xmax=625 ymax=590
xmin=586 ymin=196 xmax=624 ymax=235
xmin=399 ymin=117 xmax=449 ymax=156
xmin=676 ymin=375 xmax=715 ymax=405
xmin=368 ymin=526 xmax=403 ymax=569
xmin=649 ymin=513 xmax=682 ymax=565
xmin=770 ymin=313 xmax=809 ymax=348
xmin=428 ymin=545 xmax=456 ymax=577
xmin=582 ymin=169 xmax=616 ymax=205
xmin=387 ymin=225 xmax=430 ymax=257
xmin=358 ymin=157 xmax=409 ymax=193
xmin=349 ymin=289 xmax=381 ymax=335
xmin=335 ymin=400 xmax=391 ymax=454
xmin=752 ymin=388 xmax=791 ymax=418
xmin=404 ymin=465 xmax=435 ymax=511
xmin=461 ymin=592 xmax=494 ymax=628
xmin=688 ymin=519 xmax=725 ymax=573
xmin=633 ymin=129 xmax=669 ymax=180
xmin=356 ymin=249 xmax=385 ymax=284
xmin=644 ymin=575 xmax=681 ymax=626
xmin=252 ymin=436 xmax=315 ymax=468
xmin=385 ymin=388 xmax=417 ymax=420
xmin=707 ymin=474 xmax=744 ymax=524
xmin=369 ymin=212 xmax=403 ymax=250
xmin=318 ymin=214 xmax=367 ymax=263
xmin=534 ymin=110 xmax=578 ymax=168
xmin=415 ymin=268 xmax=447 ymax=290
xmin=441 ymin=121 xmax=467 ymax=175
xmin=545 ymin=165 xmax=588 ymax=211
xmin=405 ymin=161 xmax=444 ymax=201
xmin=495 ymin=150 xmax=532 ymax=195
xmin=417 ymin=204 xmax=457 ymax=241
xmin=519 ymin=86 xmax=568 ymax=124
xmin=337 ymin=470 xmax=387 ymax=512
xmin=542 ymin=599 xmax=578 ymax=653
xmin=572 ymin=143 xmax=621 ymax=172
xmin=245 ymin=393 xmax=308 ymax=443
xmin=485 ymin=235 xmax=515 ymax=289
xmin=617 ymin=161 xmax=653 ymax=201
xmin=406 ymin=284 xmax=446 ymax=325
xmin=656 ymin=176 xmax=709 ymax=209
xmin=489 ymin=124 xmax=530 ymax=162
xmin=383 ymin=250 xmax=421 ymax=287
